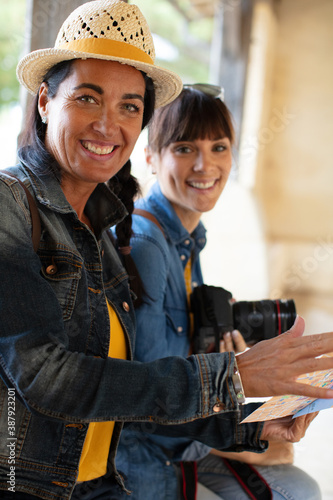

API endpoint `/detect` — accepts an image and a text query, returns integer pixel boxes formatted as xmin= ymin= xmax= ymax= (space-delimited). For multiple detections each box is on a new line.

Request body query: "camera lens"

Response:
xmin=232 ymin=299 xmax=296 ymax=344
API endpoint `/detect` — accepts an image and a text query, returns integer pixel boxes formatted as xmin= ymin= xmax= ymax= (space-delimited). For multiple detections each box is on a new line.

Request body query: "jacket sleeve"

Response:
xmin=126 ymin=402 xmax=267 ymax=454
xmin=130 ymin=216 xmax=180 ymax=360
xmin=0 ymin=178 xmax=264 ymax=453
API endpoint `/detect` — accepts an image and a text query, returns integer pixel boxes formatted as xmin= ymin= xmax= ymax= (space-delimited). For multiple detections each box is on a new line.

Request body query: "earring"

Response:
xmin=42 ymin=116 xmax=47 ymax=124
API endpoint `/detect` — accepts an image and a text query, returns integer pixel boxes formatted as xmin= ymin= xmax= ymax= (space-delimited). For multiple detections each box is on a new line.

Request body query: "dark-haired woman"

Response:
xmin=1 ymin=1 xmax=332 ymax=499
xmin=113 ymin=85 xmax=322 ymax=499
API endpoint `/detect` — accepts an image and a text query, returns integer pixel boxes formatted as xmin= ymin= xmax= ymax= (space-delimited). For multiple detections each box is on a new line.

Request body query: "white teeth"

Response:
xmin=82 ymin=141 xmax=115 ymax=155
xmin=188 ymin=180 xmax=215 ymax=189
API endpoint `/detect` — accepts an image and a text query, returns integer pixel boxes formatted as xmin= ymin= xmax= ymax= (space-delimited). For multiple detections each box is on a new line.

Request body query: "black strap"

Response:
xmin=5 ymin=173 xmax=41 ymax=252
xmin=222 ymin=458 xmax=273 ymax=500
xmin=180 ymin=461 xmax=197 ymax=500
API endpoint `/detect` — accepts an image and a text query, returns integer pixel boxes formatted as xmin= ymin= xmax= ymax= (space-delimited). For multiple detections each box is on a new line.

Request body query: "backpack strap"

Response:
xmin=5 ymin=173 xmax=41 ymax=252
xmin=133 ymin=208 xmax=165 ymax=237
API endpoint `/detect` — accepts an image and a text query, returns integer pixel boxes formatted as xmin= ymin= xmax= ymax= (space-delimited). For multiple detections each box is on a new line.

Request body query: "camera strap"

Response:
xmin=221 ymin=458 xmax=273 ymax=500
xmin=133 ymin=208 xmax=165 ymax=236
xmin=200 ymin=285 xmax=222 ymax=352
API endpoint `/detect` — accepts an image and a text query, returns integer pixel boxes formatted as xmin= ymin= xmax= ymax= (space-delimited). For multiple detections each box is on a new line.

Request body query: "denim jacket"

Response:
xmin=115 ymin=183 xmax=262 ymax=498
xmin=132 ymin=182 xmax=207 ymax=362
xmin=0 ymin=159 xmax=265 ymax=500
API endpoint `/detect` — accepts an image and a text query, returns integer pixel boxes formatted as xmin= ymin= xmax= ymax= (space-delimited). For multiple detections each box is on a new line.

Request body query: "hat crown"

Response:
xmin=55 ymin=0 xmax=155 ymax=61
xmin=16 ymin=0 xmax=183 ymax=107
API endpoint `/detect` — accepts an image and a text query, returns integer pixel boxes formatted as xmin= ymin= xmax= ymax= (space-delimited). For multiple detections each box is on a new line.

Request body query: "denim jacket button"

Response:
xmin=213 ymin=403 xmax=225 ymax=413
xmin=180 ymin=255 xmax=186 ymax=261
xmin=46 ymin=264 xmax=57 ymax=275
xmin=122 ymin=301 xmax=130 ymax=312
xmin=177 ymin=326 xmax=183 ymax=333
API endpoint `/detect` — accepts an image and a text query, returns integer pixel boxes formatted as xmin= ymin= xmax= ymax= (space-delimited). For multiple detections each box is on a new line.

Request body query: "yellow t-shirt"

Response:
xmin=77 ymin=301 xmax=127 ymax=482
xmin=184 ymin=257 xmax=194 ymax=354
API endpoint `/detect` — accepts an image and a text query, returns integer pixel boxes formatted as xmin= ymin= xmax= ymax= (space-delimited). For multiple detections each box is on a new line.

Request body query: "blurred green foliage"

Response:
xmin=131 ymin=0 xmax=214 ymax=83
xmin=0 ymin=0 xmax=26 ymax=108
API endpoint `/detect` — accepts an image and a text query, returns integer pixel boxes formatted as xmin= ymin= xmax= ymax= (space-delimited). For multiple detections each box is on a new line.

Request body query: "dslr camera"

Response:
xmin=190 ymin=285 xmax=296 ymax=354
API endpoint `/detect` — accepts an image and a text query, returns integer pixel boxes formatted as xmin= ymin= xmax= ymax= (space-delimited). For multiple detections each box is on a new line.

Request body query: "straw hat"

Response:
xmin=16 ymin=0 xmax=183 ymax=108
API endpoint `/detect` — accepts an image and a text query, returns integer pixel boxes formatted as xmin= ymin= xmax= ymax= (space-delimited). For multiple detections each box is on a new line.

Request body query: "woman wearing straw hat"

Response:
xmin=0 ymin=1 xmax=333 ymax=499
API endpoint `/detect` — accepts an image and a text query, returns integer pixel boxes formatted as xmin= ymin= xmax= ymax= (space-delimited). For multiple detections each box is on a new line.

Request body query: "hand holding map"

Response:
xmin=236 ymin=316 xmax=333 ymax=401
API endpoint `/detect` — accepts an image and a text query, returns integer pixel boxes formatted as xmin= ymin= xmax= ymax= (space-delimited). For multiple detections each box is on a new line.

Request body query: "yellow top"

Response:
xmin=184 ymin=256 xmax=192 ymax=307
xmin=77 ymin=301 xmax=127 ymax=482
xmin=184 ymin=257 xmax=194 ymax=353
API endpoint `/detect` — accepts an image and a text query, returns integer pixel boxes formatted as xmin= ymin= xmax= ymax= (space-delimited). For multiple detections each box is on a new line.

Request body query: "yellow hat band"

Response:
xmin=58 ymin=38 xmax=154 ymax=65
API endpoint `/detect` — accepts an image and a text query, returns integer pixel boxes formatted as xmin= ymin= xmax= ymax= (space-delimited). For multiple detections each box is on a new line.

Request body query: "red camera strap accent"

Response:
xmin=222 ymin=458 xmax=273 ymax=500
xmin=275 ymin=300 xmax=282 ymax=335
xmin=180 ymin=461 xmax=198 ymax=500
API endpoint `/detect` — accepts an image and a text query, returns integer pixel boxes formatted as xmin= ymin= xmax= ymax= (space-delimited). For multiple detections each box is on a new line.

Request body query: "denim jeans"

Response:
xmin=197 ymin=454 xmax=322 ymax=500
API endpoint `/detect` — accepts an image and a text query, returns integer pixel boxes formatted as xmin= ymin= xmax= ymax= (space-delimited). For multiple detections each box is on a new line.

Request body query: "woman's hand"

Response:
xmin=260 ymin=412 xmax=319 ymax=443
xmin=220 ymin=330 xmax=247 ymax=354
xmin=236 ymin=316 xmax=333 ymax=399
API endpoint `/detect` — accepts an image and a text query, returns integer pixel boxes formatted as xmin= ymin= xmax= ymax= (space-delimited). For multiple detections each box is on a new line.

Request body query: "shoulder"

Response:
xmin=0 ymin=168 xmax=20 ymax=189
xmin=0 ymin=168 xmax=34 ymax=217
xmin=0 ymin=166 xmax=36 ymax=199
xmin=132 ymin=212 xmax=169 ymax=259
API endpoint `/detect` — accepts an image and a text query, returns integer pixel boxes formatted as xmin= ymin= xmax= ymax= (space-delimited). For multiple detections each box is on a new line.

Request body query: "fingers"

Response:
xmin=286 ymin=333 xmax=333 ymax=362
xmin=289 ymin=413 xmax=318 ymax=441
xmin=236 ymin=320 xmax=333 ymax=399
xmin=291 ymin=412 xmax=318 ymax=440
xmin=278 ymin=380 xmax=333 ymax=399
xmin=280 ymin=316 xmax=333 ymax=358
xmin=220 ymin=330 xmax=247 ymax=354
xmin=261 ymin=414 xmax=317 ymax=443
xmin=285 ymin=315 xmax=305 ymax=338
xmin=220 ymin=332 xmax=233 ymax=353
xmin=232 ymin=330 xmax=247 ymax=353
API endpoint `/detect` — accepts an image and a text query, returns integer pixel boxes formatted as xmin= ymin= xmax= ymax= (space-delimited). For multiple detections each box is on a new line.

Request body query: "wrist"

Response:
xmin=233 ymin=359 xmax=246 ymax=404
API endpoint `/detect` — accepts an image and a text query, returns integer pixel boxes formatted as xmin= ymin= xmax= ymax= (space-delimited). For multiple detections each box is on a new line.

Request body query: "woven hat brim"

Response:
xmin=16 ymin=47 xmax=183 ymax=108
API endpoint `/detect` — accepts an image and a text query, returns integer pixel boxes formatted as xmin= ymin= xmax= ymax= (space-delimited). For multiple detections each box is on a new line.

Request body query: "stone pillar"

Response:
xmin=20 ymin=0 xmax=91 ymax=117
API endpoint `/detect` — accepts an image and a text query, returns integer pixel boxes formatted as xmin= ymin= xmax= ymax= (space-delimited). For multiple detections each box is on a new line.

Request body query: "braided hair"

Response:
xmin=108 ymin=74 xmax=155 ymax=306
xmin=107 ymin=160 xmax=147 ymax=305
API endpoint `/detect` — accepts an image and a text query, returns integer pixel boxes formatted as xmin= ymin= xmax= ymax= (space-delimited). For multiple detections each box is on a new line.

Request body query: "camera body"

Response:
xmin=190 ymin=285 xmax=296 ymax=354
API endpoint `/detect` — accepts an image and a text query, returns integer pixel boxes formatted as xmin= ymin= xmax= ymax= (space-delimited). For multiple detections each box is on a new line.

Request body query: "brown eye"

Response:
xmin=123 ymin=103 xmax=141 ymax=113
xmin=78 ymin=95 xmax=95 ymax=104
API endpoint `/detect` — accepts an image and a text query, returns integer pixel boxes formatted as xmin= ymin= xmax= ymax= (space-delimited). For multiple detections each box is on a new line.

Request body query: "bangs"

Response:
xmin=148 ymin=88 xmax=235 ymax=152
xmin=173 ymin=97 xmax=233 ymax=143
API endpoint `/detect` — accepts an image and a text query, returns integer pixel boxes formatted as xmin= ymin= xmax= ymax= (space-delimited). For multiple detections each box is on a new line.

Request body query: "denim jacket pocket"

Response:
xmin=165 ymin=307 xmax=188 ymax=337
xmin=40 ymin=249 xmax=83 ymax=321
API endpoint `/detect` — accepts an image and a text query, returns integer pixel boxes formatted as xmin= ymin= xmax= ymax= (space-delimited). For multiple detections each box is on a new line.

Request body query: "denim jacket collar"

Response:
xmin=16 ymin=148 xmax=127 ymax=237
xmin=138 ymin=182 xmax=207 ymax=253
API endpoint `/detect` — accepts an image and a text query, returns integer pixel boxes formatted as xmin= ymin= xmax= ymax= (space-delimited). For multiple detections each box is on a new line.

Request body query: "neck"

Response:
xmin=173 ymin=206 xmax=201 ymax=234
xmin=60 ymin=178 xmax=96 ymax=230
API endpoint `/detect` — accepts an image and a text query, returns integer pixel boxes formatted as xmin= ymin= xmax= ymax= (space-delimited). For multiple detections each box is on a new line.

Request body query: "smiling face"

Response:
xmin=38 ymin=58 xmax=146 ymax=203
xmin=147 ymin=136 xmax=232 ymax=232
